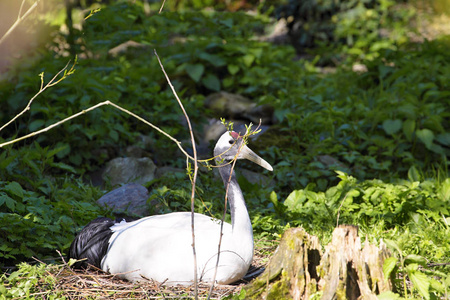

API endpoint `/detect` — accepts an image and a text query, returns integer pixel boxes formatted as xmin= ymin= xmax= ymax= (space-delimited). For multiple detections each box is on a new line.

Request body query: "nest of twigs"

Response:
xmin=46 ymin=264 xmax=265 ymax=299
xmin=49 ymin=266 xmax=244 ymax=299
xmin=6 ymin=241 xmax=276 ymax=299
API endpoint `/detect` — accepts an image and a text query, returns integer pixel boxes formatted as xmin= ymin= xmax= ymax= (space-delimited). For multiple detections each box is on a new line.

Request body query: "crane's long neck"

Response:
xmin=217 ymin=164 xmax=252 ymax=238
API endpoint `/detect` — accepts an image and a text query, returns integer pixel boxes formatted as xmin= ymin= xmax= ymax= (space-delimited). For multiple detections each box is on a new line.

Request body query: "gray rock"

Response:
xmin=102 ymin=157 xmax=156 ymax=187
xmin=97 ymin=183 xmax=151 ymax=216
xmin=155 ymin=166 xmax=186 ymax=179
xmin=205 ymin=92 xmax=273 ymax=124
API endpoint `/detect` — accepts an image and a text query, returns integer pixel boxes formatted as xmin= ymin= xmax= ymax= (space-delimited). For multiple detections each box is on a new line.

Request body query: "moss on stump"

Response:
xmin=245 ymin=225 xmax=392 ymax=300
xmin=244 ymin=228 xmax=321 ymax=299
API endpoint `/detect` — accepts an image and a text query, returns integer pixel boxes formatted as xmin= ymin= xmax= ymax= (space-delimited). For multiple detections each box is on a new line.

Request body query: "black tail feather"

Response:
xmin=68 ymin=217 xmax=117 ymax=269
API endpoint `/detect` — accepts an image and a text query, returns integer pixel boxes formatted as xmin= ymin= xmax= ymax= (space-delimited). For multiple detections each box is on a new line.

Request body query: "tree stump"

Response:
xmin=244 ymin=228 xmax=322 ymax=299
xmin=245 ymin=225 xmax=392 ymax=300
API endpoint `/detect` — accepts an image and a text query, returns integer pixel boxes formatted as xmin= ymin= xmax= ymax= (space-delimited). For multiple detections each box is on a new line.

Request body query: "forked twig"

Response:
xmin=0 ymin=100 xmax=194 ymax=160
xmin=154 ymin=49 xmax=200 ymax=299
xmin=0 ymin=59 xmax=76 ymax=134
xmin=0 ymin=0 xmax=41 ymax=46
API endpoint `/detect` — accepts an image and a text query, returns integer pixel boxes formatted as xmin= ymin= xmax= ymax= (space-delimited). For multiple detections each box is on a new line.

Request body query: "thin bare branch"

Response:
xmin=0 ymin=59 xmax=75 ymax=133
xmin=106 ymin=101 xmax=193 ymax=160
xmin=0 ymin=100 xmax=195 ymax=162
xmin=154 ymin=49 xmax=199 ymax=300
xmin=18 ymin=0 xmax=27 ymax=18
xmin=208 ymin=129 xmax=253 ymax=298
xmin=0 ymin=0 xmax=41 ymax=46
xmin=0 ymin=101 xmax=107 ymax=148
xmin=159 ymin=0 xmax=167 ymax=14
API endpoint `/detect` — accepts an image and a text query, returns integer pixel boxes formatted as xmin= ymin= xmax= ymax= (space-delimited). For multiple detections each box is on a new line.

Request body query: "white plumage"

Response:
xmin=69 ymin=131 xmax=272 ymax=285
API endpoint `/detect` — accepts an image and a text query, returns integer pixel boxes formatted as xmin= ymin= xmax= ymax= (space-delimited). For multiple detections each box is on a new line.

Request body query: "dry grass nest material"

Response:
xmin=44 ymin=266 xmax=240 ymax=299
xmin=5 ymin=240 xmax=277 ymax=299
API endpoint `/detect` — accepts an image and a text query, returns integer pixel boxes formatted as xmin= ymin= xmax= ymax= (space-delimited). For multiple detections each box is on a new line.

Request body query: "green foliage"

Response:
xmin=282 ymin=171 xmax=449 ymax=231
xmin=0 ymin=144 xmax=106 ymax=266
xmin=0 ymin=4 xmax=289 ymax=171
xmin=0 ymin=262 xmax=64 ymax=300
xmin=277 ymin=0 xmax=415 ymax=63
xmin=267 ymin=37 xmax=449 ymax=192
xmin=3 ymin=1 xmax=446 ymax=185
xmin=383 ymin=238 xmax=450 ymax=300
xmin=277 ymin=171 xmax=450 ymax=298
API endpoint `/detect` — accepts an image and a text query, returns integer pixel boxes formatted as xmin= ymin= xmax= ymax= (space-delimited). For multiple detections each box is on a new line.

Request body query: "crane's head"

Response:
xmin=214 ymin=131 xmax=273 ymax=171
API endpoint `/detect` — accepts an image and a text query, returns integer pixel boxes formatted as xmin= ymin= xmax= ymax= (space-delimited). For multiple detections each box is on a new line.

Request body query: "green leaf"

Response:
xmin=409 ymin=270 xmax=430 ymax=300
xmin=0 ymin=152 xmax=17 ymax=169
xmin=429 ymin=277 xmax=445 ymax=293
xmin=237 ymin=288 xmax=246 ymax=299
xmin=382 ymin=256 xmax=398 ymax=280
xmin=0 ymin=194 xmax=16 ymax=211
xmin=0 ymin=283 xmax=6 ymax=295
xmin=377 ymin=291 xmax=401 ymax=300
xmin=384 ymin=239 xmax=402 ymax=256
xmin=109 ymin=129 xmax=119 ymax=142
xmin=28 ymin=119 xmax=45 ymax=132
xmin=270 ymin=191 xmax=285 ymax=214
xmin=402 ymin=119 xmax=415 ymax=141
xmin=439 ymin=178 xmax=450 ymax=202
xmin=405 ymin=254 xmax=427 ymax=266
xmin=407 ymin=166 xmax=421 ymax=182
xmin=202 ymin=74 xmax=221 ymax=91
xmin=227 ymin=64 xmax=240 ymax=75
xmin=284 ymin=190 xmax=307 ymax=213
xmin=219 ymin=18 xmax=233 ymax=28
xmin=416 ymin=129 xmax=434 ymax=149
xmin=382 ymin=119 xmax=402 ymax=135
xmin=435 ymin=132 xmax=450 ymax=146
xmin=48 ymin=143 xmax=70 ymax=159
xmin=67 ymin=258 xmax=78 ymax=267
xmin=270 ymin=191 xmax=278 ymax=204
xmin=49 ymin=162 xmax=76 ymax=173
xmin=242 ymin=54 xmax=255 ymax=67
xmin=5 ymin=182 xmax=24 ymax=198
xmin=185 ymin=64 xmax=205 ymax=82
xmin=69 ymin=153 xmax=82 ymax=166
xmin=198 ymin=52 xmax=226 ymax=67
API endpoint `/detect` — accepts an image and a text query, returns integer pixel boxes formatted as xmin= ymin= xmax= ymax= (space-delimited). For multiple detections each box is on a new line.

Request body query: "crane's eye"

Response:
xmin=229 ymin=140 xmax=234 ymax=145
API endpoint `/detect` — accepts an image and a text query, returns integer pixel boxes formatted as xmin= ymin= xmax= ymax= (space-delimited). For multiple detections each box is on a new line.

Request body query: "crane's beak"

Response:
xmin=238 ymin=145 xmax=273 ymax=171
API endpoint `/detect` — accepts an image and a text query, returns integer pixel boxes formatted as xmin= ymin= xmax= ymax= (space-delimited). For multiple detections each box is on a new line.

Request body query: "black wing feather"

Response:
xmin=68 ymin=217 xmax=117 ymax=269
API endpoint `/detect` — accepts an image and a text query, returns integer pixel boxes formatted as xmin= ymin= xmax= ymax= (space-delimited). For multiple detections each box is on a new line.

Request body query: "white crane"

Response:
xmin=69 ymin=131 xmax=273 ymax=285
